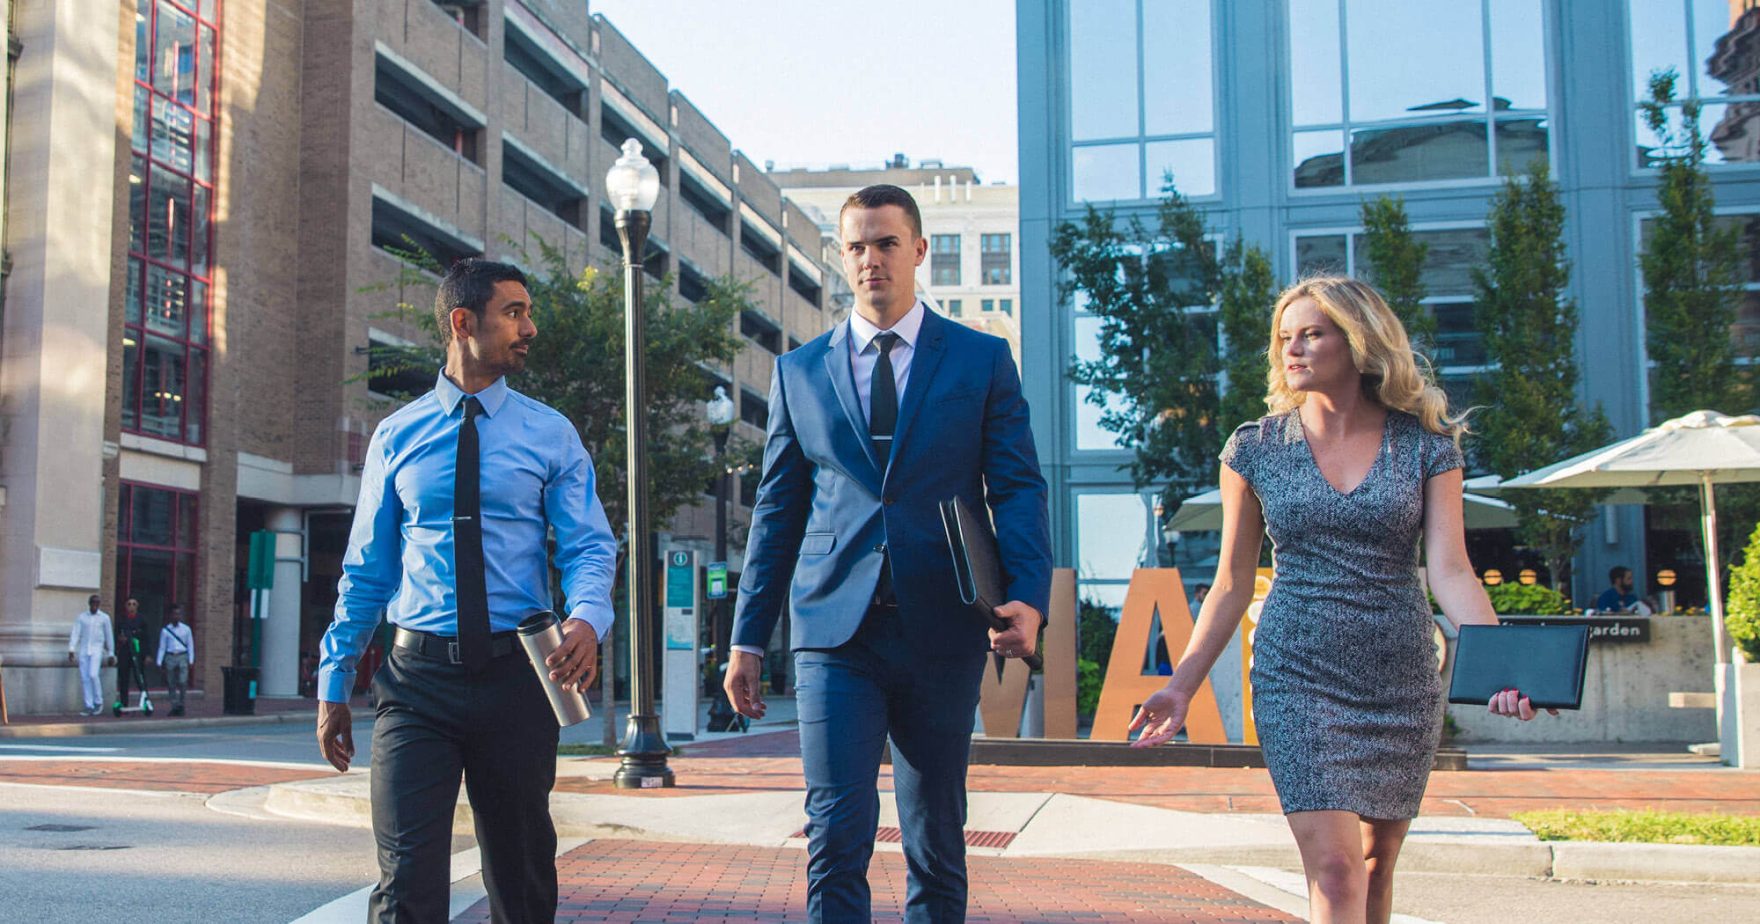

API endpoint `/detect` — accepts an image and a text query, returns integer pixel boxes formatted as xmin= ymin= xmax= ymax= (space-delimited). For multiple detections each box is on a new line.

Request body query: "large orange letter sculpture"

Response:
xmin=978 ymin=568 xmax=1078 ymax=738
xmin=1090 ymin=568 xmax=1227 ymax=742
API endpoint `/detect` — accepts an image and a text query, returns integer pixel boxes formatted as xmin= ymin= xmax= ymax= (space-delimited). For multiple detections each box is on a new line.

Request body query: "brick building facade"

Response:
xmin=0 ymin=0 xmax=832 ymax=714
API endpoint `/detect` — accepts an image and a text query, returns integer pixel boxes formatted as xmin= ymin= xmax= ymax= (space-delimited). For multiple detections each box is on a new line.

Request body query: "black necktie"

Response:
xmin=869 ymin=332 xmax=900 ymax=465
xmin=454 ymin=396 xmax=490 ymax=672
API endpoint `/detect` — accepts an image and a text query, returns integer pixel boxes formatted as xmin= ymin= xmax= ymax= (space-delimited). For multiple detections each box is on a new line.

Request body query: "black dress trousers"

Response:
xmin=368 ymin=643 xmax=560 ymax=923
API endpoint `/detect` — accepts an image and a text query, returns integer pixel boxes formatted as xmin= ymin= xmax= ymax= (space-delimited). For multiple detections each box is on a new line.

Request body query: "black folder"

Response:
xmin=1447 ymin=623 xmax=1591 ymax=710
xmin=940 ymin=496 xmax=1042 ymax=679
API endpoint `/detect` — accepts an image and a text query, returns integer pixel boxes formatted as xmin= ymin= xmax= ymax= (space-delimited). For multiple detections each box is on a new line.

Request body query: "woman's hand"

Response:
xmin=1488 ymin=688 xmax=1558 ymax=721
xmin=1128 ymin=685 xmax=1193 ymax=747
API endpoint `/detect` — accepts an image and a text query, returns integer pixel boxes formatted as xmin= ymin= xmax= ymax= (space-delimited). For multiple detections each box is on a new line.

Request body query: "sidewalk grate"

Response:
xmin=790 ymin=826 xmax=1017 ymax=848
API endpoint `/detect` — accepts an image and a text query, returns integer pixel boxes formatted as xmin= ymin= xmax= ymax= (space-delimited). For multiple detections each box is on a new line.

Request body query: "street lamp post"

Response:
xmin=705 ymin=388 xmax=735 ymax=669
xmin=607 ymin=139 xmax=672 ymax=789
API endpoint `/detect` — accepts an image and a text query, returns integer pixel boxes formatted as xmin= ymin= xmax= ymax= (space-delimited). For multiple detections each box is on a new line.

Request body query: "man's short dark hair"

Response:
xmin=839 ymin=184 xmax=923 ymax=239
xmin=1610 ymin=566 xmax=1632 ymax=584
xmin=434 ymin=259 xmax=528 ymax=343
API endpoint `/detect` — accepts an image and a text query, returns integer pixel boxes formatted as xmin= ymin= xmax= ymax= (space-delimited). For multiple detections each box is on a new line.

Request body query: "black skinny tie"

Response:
xmin=869 ymin=332 xmax=900 ymax=465
xmin=454 ymin=396 xmax=491 ymax=672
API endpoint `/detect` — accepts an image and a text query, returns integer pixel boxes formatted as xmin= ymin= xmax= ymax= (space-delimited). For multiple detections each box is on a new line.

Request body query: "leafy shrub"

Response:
xmin=1076 ymin=658 xmax=1104 ymax=717
xmin=1483 ymin=581 xmax=1572 ymax=615
xmin=1724 ymin=521 xmax=1760 ymax=661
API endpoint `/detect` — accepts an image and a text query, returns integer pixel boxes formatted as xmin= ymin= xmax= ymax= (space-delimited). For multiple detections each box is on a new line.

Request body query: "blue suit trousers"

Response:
xmin=795 ymin=605 xmax=986 ymax=924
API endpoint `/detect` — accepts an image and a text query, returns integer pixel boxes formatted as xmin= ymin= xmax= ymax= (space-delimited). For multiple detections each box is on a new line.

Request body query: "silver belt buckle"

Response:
xmin=447 ymin=640 xmax=463 ymax=664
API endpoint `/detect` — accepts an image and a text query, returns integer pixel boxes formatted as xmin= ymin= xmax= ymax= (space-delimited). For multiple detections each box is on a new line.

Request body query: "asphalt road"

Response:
xmin=0 ymin=783 xmax=384 ymax=924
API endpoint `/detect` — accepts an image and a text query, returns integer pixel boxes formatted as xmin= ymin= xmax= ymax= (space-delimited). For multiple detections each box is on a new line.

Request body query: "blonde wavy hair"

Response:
xmin=1264 ymin=275 xmax=1468 ymax=443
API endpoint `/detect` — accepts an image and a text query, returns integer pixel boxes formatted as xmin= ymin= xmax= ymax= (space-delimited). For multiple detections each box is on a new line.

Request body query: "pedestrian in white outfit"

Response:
xmin=67 ymin=594 xmax=115 ymax=716
xmin=157 ymin=605 xmax=194 ymax=716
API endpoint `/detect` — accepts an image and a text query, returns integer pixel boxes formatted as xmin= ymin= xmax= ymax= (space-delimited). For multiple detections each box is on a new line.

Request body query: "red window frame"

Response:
xmin=114 ymin=481 xmax=202 ymax=637
xmin=124 ymin=0 xmax=221 ymax=446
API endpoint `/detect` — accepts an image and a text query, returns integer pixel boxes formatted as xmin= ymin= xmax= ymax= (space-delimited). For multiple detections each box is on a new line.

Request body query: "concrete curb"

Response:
xmin=0 ymin=711 xmax=318 ymax=738
xmin=1550 ymin=840 xmax=1760 ymax=883
xmin=255 ymin=772 xmax=1760 ymax=885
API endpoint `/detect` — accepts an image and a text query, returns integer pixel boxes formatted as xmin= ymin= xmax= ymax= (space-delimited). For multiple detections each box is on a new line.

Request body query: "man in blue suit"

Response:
xmin=725 ymin=184 xmax=1051 ymax=923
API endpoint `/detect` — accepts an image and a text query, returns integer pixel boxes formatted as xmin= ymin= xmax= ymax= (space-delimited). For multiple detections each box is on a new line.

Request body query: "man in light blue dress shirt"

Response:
xmin=316 ymin=259 xmax=618 ymax=922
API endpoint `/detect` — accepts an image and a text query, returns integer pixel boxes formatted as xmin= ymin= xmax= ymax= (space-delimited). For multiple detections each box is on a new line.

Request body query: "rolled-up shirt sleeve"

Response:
xmin=548 ymin=428 xmax=618 ymax=641
xmin=318 ymin=424 xmax=403 ymax=703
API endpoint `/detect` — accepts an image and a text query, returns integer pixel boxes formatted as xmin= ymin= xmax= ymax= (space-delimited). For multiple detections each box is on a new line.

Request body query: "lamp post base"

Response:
xmin=613 ymin=713 xmax=675 ymax=788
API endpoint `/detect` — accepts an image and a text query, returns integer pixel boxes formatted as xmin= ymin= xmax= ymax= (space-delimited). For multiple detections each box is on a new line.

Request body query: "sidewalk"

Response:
xmin=0 ymin=690 xmax=320 ymax=737
xmin=257 ymin=726 xmax=1760 ymax=889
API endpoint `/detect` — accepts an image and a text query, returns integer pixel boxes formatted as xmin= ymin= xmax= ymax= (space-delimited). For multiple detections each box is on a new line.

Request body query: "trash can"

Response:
xmin=221 ymin=666 xmax=258 ymax=715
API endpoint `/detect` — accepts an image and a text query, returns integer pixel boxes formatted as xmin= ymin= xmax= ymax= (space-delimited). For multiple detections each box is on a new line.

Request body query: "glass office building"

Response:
xmin=1018 ymin=1 xmax=1760 ymax=610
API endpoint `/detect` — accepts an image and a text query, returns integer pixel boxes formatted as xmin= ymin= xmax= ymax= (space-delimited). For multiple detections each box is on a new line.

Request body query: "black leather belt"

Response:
xmin=392 ymin=627 xmax=522 ymax=664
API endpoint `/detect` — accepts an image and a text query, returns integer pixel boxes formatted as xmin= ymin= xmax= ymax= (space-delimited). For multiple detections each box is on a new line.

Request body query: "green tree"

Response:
xmin=1359 ymin=195 xmax=1435 ymax=351
xmin=358 ymin=239 xmax=752 ymax=536
xmin=1075 ymin=596 xmax=1119 ymax=716
xmin=1217 ymin=238 xmax=1276 ymax=437
xmin=1050 ymin=178 xmax=1225 ymax=508
xmin=1472 ymin=159 xmax=1612 ymax=590
xmin=1725 ymin=521 xmax=1760 ymax=661
xmin=1639 ymin=70 xmax=1760 ymax=573
xmin=1639 ymin=69 xmax=1747 ymax=422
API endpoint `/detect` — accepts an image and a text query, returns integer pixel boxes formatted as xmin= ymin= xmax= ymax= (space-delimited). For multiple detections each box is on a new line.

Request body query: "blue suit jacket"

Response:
xmin=732 ymin=309 xmax=1052 ymax=658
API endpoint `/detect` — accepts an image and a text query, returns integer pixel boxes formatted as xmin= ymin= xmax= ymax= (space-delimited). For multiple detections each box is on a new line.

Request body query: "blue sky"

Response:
xmin=588 ymin=1 xmax=1020 ymax=183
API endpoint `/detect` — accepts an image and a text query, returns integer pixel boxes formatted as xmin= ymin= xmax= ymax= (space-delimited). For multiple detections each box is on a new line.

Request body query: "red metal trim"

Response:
xmin=123 ymin=0 xmax=219 ymax=449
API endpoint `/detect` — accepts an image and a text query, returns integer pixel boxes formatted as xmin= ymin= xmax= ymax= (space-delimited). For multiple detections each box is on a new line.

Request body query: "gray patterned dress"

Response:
xmin=1221 ymin=410 xmax=1463 ymax=820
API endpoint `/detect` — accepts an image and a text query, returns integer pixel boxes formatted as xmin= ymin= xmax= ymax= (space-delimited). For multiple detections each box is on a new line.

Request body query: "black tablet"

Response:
xmin=1447 ymin=623 xmax=1591 ymax=711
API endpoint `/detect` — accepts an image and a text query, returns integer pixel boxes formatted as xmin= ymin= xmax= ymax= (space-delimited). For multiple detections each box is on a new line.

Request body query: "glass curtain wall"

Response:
xmin=1293 ymin=226 xmax=1491 ymax=410
xmin=1289 ymin=0 xmax=1549 ymax=188
xmin=1630 ymin=0 xmax=1760 ymax=167
xmin=125 ymin=0 xmax=219 ymax=445
xmin=1068 ymin=0 xmax=1216 ymax=202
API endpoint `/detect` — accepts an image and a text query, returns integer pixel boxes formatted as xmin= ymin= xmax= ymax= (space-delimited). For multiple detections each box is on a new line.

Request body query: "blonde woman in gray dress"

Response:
xmin=1129 ymin=276 xmax=1548 ymax=924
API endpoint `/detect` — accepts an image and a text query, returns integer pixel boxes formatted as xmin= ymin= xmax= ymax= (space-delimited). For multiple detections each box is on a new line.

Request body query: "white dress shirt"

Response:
xmin=847 ymin=301 xmax=925 ymax=423
xmin=732 ymin=303 xmax=928 ymax=660
xmin=157 ymin=622 xmax=194 ymax=666
xmin=69 ymin=609 xmax=115 ymax=658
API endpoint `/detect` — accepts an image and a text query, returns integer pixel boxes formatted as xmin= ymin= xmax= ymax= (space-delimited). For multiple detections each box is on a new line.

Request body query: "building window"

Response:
xmin=982 ymin=299 xmax=994 ymax=313
xmin=599 ymin=103 xmax=669 ymax=183
xmin=931 ymin=233 xmax=961 ymax=285
xmin=788 ymin=263 xmax=822 ymax=305
xmin=375 ymin=50 xmax=483 ymax=164
xmin=114 ymin=481 xmax=200 ymax=655
xmin=504 ymin=21 xmax=583 ymax=116
xmin=373 ymin=195 xmax=480 ymax=267
xmin=125 ymin=0 xmax=218 ymax=446
xmin=1068 ymin=0 xmax=1216 ymax=200
xmin=1293 ymin=226 xmax=1490 ymax=404
xmin=1075 ymin=491 xmax=1154 ymax=627
xmin=679 ymin=261 xmax=711 ymax=303
xmin=739 ymin=386 xmax=769 ymax=430
xmin=945 ymin=298 xmax=963 ymax=317
xmin=1639 ymin=212 xmax=1760 ymax=375
xmin=981 ymin=233 xmax=1012 ymax=285
xmin=1000 ymin=298 xmax=1014 ymax=317
xmin=431 ymin=0 xmax=485 ymax=39
xmin=739 ymin=220 xmax=783 ymax=275
xmin=740 ymin=309 xmax=782 ymax=355
xmin=502 ymin=139 xmax=585 ymax=229
xmin=366 ymin=331 xmax=433 ymax=400
xmin=1289 ymin=0 xmax=1548 ymax=189
xmin=679 ymin=171 xmax=732 ymax=234
xmin=1630 ymin=1 xmax=1760 ymax=167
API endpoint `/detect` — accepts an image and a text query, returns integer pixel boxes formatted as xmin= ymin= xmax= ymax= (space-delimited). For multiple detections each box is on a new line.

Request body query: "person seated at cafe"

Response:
xmin=1594 ymin=566 xmax=1640 ymax=613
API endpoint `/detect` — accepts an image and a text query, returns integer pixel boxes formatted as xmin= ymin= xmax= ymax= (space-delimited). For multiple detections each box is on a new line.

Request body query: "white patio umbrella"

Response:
xmin=1499 ymin=410 xmax=1760 ymax=667
xmin=1165 ymin=486 xmax=1521 ymax=532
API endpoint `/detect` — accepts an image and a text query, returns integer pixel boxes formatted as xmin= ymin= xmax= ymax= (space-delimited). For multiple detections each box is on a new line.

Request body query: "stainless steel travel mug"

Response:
xmin=516 ymin=611 xmax=592 ymax=727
